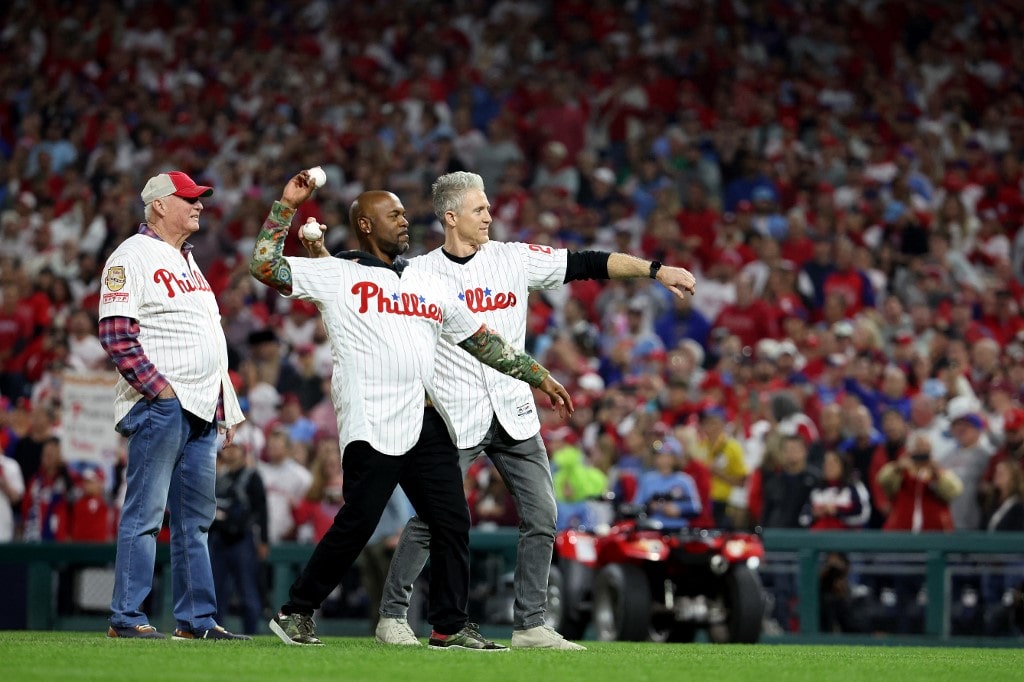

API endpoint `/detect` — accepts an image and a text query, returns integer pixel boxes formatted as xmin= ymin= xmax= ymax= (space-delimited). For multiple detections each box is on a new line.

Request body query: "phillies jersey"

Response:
xmin=285 ymin=255 xmax=482 ymax=456
xmin=98 ymin=232 xmax=243 ymax=427
xmin=408 ymin=241 xmax=567 ymax=448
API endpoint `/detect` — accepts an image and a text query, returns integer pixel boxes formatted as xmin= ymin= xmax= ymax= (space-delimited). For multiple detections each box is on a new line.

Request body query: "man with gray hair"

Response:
xmin=99 ymin=170 xmax=247 ymax=640
xmin=374 ymin=171 xmax=697 ymax=649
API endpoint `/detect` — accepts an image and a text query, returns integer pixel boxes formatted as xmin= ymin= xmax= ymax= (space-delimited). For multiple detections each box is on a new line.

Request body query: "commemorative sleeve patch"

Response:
xmin=104 ymin=266 xmax=126 ymax=291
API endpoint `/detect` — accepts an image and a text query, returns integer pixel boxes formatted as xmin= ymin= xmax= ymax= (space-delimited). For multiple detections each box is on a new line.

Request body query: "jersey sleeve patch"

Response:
xmin=104 ymin=265 xmax=126 ymax=291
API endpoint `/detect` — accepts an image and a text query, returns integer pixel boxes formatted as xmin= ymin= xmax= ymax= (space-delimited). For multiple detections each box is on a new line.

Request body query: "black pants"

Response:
xmin=283 ymin=407 xmax=470 ymax=635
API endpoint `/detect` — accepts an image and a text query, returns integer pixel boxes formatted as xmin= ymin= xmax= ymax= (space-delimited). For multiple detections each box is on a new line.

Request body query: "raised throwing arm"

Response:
xmin=249 ymin=172 xmax=318 ymax=295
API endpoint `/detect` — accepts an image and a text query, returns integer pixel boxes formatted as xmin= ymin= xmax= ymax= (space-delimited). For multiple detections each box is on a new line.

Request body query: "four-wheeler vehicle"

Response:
xmin=546 ymin=503 xmax=766 ymax=643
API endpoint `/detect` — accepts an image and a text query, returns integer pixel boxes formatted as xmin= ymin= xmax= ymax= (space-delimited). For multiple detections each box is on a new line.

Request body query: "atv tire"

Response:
xmin=593 ymin=563 xmax=651 ymax=641
xmin=546 ymin=564 xmax=588 ymax=640
xmin=709 ymin=565 xmax=764 ymax=644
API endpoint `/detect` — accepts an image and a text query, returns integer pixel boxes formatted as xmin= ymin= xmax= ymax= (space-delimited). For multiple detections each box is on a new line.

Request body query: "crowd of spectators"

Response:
xmin=1 ymin=0 xmax=1024 ymax=634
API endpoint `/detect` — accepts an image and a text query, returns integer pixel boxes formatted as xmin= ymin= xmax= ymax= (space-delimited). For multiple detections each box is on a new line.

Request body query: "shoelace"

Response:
xmin=293 ymin=615 xmax=316 ymax=637
xmin=462 ymin=624 xmax=489 ymax=642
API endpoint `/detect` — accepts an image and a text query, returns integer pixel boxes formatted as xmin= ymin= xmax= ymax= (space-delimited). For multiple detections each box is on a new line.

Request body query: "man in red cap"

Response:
xmin=98 ymin=170 xmax=247 ymax=640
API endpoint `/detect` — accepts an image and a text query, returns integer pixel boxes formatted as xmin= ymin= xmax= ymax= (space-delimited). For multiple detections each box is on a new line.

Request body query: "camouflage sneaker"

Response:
xmin=269 ymin=612 xmax=323 ymax=646
xmin=428 ymin=623 xmax=508 ymax=652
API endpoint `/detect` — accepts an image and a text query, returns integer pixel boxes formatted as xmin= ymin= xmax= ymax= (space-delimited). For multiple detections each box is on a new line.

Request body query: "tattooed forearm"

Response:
xmin=458 ymin=325 xmax=550 ymax=387
xmin=250 ymin=201 xmax=296 ymax=295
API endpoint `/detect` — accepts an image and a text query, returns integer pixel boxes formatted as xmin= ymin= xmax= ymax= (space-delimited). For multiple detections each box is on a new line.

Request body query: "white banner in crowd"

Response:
xmin=60 ymin=371 xmax=120 ymax=467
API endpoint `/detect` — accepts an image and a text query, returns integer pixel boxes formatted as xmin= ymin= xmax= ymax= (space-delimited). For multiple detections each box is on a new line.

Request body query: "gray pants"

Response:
xmin=380 ymin=417 xmax=556 ymax=630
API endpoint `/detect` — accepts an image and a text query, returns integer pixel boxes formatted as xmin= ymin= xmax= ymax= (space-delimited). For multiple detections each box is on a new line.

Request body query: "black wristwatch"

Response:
xmin=649 ymin=260 xmax=663 ymax=279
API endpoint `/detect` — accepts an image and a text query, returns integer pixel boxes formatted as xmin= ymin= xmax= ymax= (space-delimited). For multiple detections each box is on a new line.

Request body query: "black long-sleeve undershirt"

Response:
xmin=564 ymin=250 xmax=611 ymax=282
xmin=440 ymin=247 xmax=611 ymax=282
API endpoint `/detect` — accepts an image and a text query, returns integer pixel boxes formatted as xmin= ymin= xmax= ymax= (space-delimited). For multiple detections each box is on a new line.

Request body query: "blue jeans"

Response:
xmin=109 ymin=397 xmax=219 ymax=632
xmin=381 ymin=417 xmax=556 ymax=630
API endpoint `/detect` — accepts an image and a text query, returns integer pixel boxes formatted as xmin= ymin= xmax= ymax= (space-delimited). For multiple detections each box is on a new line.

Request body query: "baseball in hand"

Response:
xmin=307 ymin=166 xmax=327 ymax=189
xmin=300 ymin=220 xmax=324 ymax=241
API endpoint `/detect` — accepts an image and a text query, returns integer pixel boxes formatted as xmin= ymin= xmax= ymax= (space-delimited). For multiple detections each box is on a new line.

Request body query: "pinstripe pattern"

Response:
xmin=408 ymin=241 xmax=567 ymax=448
xmin=285 ymin=256 xmax=479 ymax=456
xmin=98 ymin=234 xmax=229 ymax=425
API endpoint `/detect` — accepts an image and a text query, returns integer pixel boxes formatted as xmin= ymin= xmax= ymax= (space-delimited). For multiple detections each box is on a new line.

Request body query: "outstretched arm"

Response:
xmin=563 ymin=250 xmax=696 ymax=298
xmin=606 ymin=252 xmax=697 ymax=298
xmin=458 ymin=326 xmax=574 ymax=419
xmin=249 ymin=171 xmax=318 ymax=295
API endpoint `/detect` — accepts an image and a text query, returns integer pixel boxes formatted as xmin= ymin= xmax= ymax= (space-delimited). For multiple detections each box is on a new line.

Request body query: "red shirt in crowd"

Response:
xmin=713 ymin=299 xmax=778 ymax=349
xmin=683 ymin=458 xmax=715 ymax=528
xmin=69 ymin=494 xmax=114 ymax=542
xmin=882 ymin=468 xmax=955 ymax=532
xmin=822 ymin=268 xmax=873 ymax=316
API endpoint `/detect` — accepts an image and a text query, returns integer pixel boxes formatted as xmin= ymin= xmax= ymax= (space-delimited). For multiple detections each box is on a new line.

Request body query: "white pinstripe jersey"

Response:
xmin=285 ymin=256 xmax=481 ymax=456
xmin=98 ymin=233 xmax=243 ymax=427
xmin=407 ymin=241 xmax=568 ymax=448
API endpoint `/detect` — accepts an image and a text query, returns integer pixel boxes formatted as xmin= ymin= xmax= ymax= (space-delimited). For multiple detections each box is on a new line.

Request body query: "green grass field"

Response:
xmin=1 ymin=633 xmax=1021 ymax=682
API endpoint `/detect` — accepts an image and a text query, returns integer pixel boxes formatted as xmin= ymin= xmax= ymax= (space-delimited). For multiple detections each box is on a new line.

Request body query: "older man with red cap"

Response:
xmin=98 ymin=170 xmax=246 ymax=640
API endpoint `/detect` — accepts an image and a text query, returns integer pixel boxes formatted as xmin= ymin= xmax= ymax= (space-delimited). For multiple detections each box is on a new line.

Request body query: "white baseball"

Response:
xmin=307 ymin=166 xmax=327 ymax=188
xmin=300 ymin=221 xmax=324 ymax=241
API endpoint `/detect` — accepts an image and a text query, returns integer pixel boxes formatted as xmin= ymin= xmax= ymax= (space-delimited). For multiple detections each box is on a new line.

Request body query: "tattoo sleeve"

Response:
xmin=458 ymin=325 xmax=550 ymax=387
xmin=249 ymin=201 xmax=296 ymax=295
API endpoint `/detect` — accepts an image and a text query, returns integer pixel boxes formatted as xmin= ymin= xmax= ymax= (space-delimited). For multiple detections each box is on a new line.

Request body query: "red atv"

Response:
xmin=546 ymin=504 xmax=766 ymax=643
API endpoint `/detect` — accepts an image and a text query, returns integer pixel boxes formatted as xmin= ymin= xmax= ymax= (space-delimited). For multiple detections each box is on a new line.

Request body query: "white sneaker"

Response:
xmin=510 ymin=625 xmax=586 ymax=650
xmin=375 ymin=617 xmax=421 ymax=646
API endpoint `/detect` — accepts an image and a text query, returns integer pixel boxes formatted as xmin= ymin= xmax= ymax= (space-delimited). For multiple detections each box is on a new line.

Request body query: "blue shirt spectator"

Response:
xmin=636 ymin=438 xmax=702 ymax=529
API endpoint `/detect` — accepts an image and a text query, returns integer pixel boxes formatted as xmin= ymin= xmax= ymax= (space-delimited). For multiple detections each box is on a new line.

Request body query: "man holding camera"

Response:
xmin=877 ymin=432 xmax=963 ymax=531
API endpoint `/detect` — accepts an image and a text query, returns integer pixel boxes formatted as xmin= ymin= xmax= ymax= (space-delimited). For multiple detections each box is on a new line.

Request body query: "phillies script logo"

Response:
xmin=461 ymin=287 xmax=516 ymax=312
xmin=153 ymin=269 xmax=213 ymax=298
xmin=352 ymin=282 xmax=442 ymax=322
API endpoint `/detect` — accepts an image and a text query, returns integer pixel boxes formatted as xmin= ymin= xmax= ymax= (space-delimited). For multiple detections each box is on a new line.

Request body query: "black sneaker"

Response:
xmin=269 ymin=612 xmax=324 ymax=646
xmin=106 ymin=624 xmax=166 ymax=639
xmin=428 ymin=623 xmax=508 ymax=651
xmin=173 ymin=625 xmax=251 ymax=640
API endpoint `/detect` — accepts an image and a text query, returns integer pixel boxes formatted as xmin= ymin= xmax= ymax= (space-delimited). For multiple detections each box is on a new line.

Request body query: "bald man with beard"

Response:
xmin=251 ymin=174 xmax=572 ymax=650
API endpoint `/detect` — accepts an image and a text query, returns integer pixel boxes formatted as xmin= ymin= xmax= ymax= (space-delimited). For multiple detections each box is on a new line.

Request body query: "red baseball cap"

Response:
xmin=1004 ymin=408 xmax=1024 ymax=432
xmin=140 ymin=171 xmax=213 ymax=204
xmin=894 ymin=330 xmax=914 ymax=345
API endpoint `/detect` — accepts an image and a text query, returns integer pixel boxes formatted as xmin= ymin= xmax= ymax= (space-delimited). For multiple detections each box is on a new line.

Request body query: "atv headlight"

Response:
xmin=724 ymin=539 xmax=749 ymax=560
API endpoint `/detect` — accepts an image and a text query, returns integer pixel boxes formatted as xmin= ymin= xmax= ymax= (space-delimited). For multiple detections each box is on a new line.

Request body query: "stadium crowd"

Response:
xmin=1 ymin=0 xmax=1024 ymax=635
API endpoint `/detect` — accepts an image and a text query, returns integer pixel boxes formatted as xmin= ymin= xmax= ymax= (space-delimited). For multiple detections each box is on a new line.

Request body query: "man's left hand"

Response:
xmin=657 ymin=265 xmax=697 ymax=298
xmin=538 ymin=375 xmax=575 ymax=420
